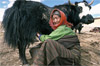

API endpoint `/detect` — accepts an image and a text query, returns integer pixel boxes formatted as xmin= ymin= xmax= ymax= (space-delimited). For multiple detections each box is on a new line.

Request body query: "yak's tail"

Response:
xmin=2 ymin=0 xmax=43 ymax=48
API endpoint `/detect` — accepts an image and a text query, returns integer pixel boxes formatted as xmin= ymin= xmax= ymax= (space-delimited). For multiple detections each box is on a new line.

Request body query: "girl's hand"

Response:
xmin=37 ymin=33 xmax=42 ymax=40
xmin=37 ymin=33 xmax=40 ymax=37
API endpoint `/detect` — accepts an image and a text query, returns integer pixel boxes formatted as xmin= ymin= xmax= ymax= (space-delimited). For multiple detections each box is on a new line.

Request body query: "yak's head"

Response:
xmin=68 ymin=0 xmax=94 ymax=24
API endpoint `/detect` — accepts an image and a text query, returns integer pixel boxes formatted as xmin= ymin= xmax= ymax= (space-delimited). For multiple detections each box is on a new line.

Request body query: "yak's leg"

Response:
xmin=75 ymin=29 xmax=77 ymax=33
xmin=78 ymin=30 xmax=81 ymax=34
xmin=18 ymin=44 xmax=29 ymax=65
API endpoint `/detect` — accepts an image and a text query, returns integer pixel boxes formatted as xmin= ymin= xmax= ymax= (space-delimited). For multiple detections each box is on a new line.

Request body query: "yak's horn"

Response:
xmin=88 ymin=0 xmax=94 ymax=5
xmin=68 ymin=0 xmax=75 ymax=6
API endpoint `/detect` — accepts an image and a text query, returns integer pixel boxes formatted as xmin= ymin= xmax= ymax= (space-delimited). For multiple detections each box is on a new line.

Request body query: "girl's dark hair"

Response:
xmin=52 ymin=10 xmax=61 ymax=17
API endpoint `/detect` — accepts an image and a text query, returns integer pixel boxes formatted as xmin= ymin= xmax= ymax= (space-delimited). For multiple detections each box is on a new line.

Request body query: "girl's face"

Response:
xmin=52 ymin=15 xmax=61 ymax=26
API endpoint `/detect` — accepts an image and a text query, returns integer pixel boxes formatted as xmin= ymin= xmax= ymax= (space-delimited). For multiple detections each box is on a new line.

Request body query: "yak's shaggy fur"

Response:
xmin=3 ymin=1 xmax=52 ymax=48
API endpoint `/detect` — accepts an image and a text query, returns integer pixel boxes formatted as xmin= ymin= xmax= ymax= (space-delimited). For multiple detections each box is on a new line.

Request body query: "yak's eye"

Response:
xmin=78 ymin=6 xmax=82 ymax=12
xmin=79 ymin=6 xmax=82 ymax=10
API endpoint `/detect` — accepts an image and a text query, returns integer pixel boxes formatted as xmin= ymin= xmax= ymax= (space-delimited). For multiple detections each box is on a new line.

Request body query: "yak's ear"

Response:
xmin=75 ymin=2 xmax=78 ymax=5
xmin=88 ymin=6 xmax=91 ymax=10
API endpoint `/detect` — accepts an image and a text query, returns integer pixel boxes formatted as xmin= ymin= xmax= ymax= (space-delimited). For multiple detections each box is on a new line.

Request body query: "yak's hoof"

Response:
xmin=22 ymin=64 xmax=30 ymax=66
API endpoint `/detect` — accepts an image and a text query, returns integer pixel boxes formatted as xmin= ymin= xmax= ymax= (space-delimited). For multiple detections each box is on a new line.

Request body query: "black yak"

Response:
xmin=2 ymin=0 xmax=94 ymax=65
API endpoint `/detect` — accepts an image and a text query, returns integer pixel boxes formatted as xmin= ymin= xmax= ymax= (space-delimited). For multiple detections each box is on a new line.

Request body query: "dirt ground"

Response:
xmin=0 ymin=23 xmax=100 ymax=66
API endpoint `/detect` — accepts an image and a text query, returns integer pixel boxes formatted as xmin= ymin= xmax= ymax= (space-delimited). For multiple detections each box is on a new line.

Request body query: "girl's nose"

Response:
xmin=54 ymin=19 xmax=57 ymax=22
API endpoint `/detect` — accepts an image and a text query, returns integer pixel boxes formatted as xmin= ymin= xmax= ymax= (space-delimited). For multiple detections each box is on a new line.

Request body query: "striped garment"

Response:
xmin=31 ymin=35 xmax=81 ymax=66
